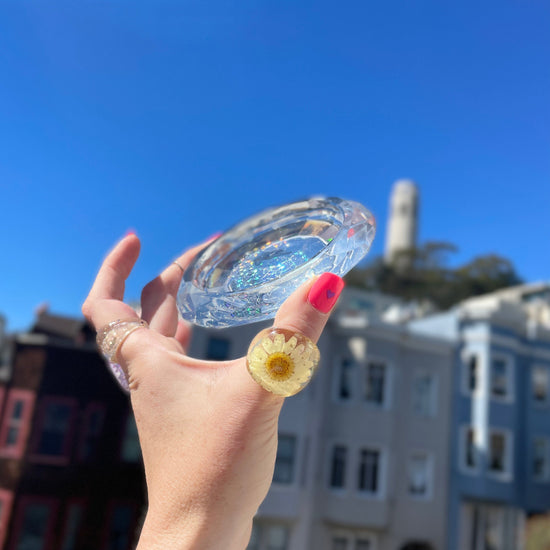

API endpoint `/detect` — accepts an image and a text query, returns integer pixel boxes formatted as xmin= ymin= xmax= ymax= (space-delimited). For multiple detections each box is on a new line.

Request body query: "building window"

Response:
xmin=265 ymin=525 xmax=288 ymax=550
xmin=488 ymin=430 xmax=512 ymax=478
xmin=120 ymin=412 xmax=141 ymax=462
xmin=11 ymin=497 xmax=58 ymax=550
xmin=102 ymin=503 xmax=135 ymax=550
xmin=532 ymin=366 xmax=550 ymax=404
xmin=0 ymin=389 xmax=35 ymax=459
xmin=205 ymin=337 xmax=230 ymax=360
xmin=331 ymin=533 xmax=374 ymax=550
xmin=462 ymin=502 xmax=523 ymax=550
xmin=364 ymin=361 xmax=387 ymax=406
xmin=60 ymin=501 xmax=84 ymax=550
xmin=464 ymin=354 xmax=479 ymax=394
xmin=338 ymin=358 xmax=354 ymax=400
xmin=358 ymin=448 xmax=380 ymax=494
xmin=332 ymin=538 xmax=348 ymax=550
xmin=246 ymin=522 xmax=288 ymax=550
xmin=330 ymin=445 xmax=347 ymax=489
xmin=490 ymin=356 xmax=513 ymax=401
xmin=78 ymin=403 xmax=106 ymax=461
xmin=412 ymin=372 xmax=436 ymax=417
xmin=247 ymin=523 xmax=260 ymax=550
xmin=533 ymin=437 xmax=550 ymax=481
xmin=273 ymin=435 xmax=296 ymax=484
xmin=461 ymin=426 xmax=478 ymax=472
xmin=408 ymin=452 xmax=432 ymax=498
xmin=31 ymin=397 xmax=77 ymax=464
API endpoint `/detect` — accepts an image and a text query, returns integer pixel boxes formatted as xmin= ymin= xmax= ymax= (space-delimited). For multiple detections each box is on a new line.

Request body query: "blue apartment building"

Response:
xmin=411 ymin=283 xmax=550 ymax=550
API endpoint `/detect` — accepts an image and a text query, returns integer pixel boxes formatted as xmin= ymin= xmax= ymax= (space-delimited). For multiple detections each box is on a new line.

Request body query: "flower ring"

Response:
xmin=246 ymin=327 xmax=321 ymax=397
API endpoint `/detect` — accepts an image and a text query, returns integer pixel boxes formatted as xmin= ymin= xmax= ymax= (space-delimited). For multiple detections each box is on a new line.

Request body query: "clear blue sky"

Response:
xmin=1 ymin=2 xmax=549 ymax=332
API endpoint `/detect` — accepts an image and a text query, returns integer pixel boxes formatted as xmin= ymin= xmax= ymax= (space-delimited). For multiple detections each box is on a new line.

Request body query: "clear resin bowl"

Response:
xmin=177 ymin=197 xmax=376 ymax=327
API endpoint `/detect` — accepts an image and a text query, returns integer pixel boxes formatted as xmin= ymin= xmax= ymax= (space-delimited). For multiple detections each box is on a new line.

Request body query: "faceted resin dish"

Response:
xmin=177 ymin=197 xmax=376 ymax=327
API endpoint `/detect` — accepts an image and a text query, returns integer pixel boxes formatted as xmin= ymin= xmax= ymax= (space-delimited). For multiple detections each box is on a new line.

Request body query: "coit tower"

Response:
xmin=384 ymin=179 xmax=419 ymax=266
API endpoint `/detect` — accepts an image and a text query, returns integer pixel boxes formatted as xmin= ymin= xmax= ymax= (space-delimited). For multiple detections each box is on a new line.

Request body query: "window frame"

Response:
xmin=532 ymin=436 xmax=550 ymax=483
xmin=246 ymin=521 xmax=290 ymax=550
xmin=411 ymin=370 xmax=438 ymax=417
xmin=461 ymin=502 xmax=521 ymax=550
xmin=336 ymin=357 xmax=355 ymax=402
xmin=0 ymin=389 xmax=36 ymax=459
xmin=357 ymin=446 xmax=385 ymax=498
xmin=100 ymin=500 xmax=139 ymax=550
xmin=461 ymin=352 xmax=480 ymax=396
xmin=59 ymin=498 xmax=86 ymax=550
xmin=9 ymin=495 xmax=59 ymax=550
xmin=272 ymin=434 xmax=297 ymax=485
xmin=77 ymin=402 xmax=106 ymax=462
xmin=487 ymin=428 xmax=513 ymax=481
xmin=407 ymin=450 xmax=434 ymax=500
xmin=362 ymin=357 xmax=391 ymax=408
xmin=531 ymin=365 xmax=550 ymax=407
xmin=459 ymin=425 xmax=480 ymax=475
xmin=489 ymin=353 xmax=515 ymax=403
xmin=328 ymin=444 xmax=348 ymax=491
xmin=29 ymin=396 xmax=78 ymax=465
xmin=330 ymin=530 xmax=377 ymax=550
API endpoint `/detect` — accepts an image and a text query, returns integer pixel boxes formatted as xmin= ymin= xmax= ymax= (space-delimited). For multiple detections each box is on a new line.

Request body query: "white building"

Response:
xmin=189 ymin=290 xmax=454 ymax=550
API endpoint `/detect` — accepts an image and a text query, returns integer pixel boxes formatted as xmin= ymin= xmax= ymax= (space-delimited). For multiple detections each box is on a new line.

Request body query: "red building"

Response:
xmin=0 ymin=311 xmax=146 ymax=550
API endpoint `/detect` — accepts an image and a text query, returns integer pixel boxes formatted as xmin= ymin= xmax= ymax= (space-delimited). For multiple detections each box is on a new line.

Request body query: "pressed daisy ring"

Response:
xmin=246 ymin=327 xmax=321 ymax=397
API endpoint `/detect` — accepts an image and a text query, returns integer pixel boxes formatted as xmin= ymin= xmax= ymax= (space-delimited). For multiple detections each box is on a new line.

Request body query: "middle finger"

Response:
xmin=140 ymin=239 xmax=214 ymax=335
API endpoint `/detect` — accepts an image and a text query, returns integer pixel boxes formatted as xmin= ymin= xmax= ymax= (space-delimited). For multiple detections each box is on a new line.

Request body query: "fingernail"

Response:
xmin=307 ymin=273 xmax=345 ymax=313
xmin=125 ymin=228 xmax=137 ymax=237
xmin=207 ymin=231 xmax=223 ymax=241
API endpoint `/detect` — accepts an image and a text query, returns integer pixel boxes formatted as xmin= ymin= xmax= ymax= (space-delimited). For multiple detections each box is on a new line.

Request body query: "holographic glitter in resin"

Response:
xmin=228 ymin=236 xmax=324 ymax=291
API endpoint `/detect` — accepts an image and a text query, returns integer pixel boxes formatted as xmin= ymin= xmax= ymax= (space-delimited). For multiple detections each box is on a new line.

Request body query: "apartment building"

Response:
xmin=189 ymin=288 xmax=455 ymax=550
xmin=0 ymin=311 xmax=145 ymax=550
xmin=411 ymin=283 xmax=550 ymax=550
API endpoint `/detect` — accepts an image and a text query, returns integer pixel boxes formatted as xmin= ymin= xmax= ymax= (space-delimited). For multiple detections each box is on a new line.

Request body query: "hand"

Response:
xmin=82 ymin=233 xmax=344 ymax=550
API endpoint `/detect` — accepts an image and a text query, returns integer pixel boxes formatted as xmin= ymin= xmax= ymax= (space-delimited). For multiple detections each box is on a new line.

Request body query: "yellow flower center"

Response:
xmin=265 ymin=352 xmax=295 ymax=381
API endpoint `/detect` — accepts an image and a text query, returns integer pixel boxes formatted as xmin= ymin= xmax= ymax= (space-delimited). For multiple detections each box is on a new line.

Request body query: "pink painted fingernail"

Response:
xmin=207 ymin=231 xmax=223 ymax=241
xmin=307 ymin=273 xmax=345 ymax=313
xmin=125 ymin=228 xmax=137 ymax=237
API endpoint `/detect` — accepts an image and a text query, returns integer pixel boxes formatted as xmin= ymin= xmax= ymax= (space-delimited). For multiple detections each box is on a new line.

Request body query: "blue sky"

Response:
xmin=0 ymin=2 xmax=549 ymax=331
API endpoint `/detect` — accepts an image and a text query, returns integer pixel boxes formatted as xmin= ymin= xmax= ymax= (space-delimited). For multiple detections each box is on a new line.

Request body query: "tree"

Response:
xmin=346 ymin=243 xmax=523 ymax=310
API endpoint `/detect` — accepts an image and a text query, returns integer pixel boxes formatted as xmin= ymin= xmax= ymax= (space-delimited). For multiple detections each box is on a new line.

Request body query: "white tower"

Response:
xmin=384 ymin=179 xmax=419 ymax=266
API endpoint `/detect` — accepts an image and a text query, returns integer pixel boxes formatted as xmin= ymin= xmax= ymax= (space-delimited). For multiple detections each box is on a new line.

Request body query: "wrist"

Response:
xmin=136 ymin=509 xmax=252 ymax=550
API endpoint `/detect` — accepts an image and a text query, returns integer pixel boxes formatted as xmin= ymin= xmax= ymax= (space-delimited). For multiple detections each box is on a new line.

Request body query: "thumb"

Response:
xmin=274 ymin=272 xmax=345 ymax=343
xmin=245 ymin=273 xmax=345 ymax=397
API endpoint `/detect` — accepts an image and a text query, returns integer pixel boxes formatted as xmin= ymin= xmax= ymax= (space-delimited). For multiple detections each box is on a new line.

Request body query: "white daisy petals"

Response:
xmin=246 ymin=328 xmax=321 ymax=397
